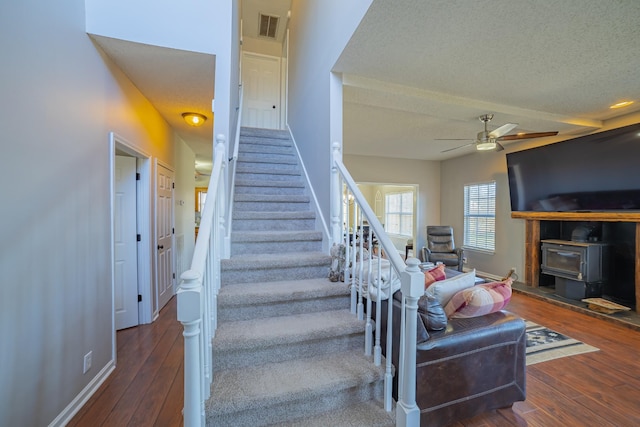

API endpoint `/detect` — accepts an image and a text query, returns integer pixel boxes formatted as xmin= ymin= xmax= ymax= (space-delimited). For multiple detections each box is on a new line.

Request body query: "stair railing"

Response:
xmin=177 ymin=136 xmax=227 ymax=427
xmin=331 ymin=142 xmax=422 ymax=426
xmin=224 ymin=85 xmax=243 ymax=259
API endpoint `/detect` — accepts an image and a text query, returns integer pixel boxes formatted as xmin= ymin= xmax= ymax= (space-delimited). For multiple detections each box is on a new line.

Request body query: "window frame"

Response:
xmin=384 ymin=191 xmax=414 ymax=238
xmin=463 ymin=181 xmax=497 ymax=252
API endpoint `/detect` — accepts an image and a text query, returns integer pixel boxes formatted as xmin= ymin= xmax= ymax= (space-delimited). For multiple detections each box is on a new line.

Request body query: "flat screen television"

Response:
xmin=506 ymin=122 xmax=640 ymax=212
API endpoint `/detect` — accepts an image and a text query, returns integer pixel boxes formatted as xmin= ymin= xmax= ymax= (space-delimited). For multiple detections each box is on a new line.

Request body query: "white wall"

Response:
xmin=343 ymin=154 xmax=441 ymax=255
xmin=287 ymin=0 xmax=373 ymax=231
xmin=175 ymin=137 xmax=197 ymax=278
xmin=0 ymin=1 xmax=193 ymax=424
xmin=440 ymin=110 xmax=640 ymax=279
xmin=85 ymin=0 xmax=217 ymax=54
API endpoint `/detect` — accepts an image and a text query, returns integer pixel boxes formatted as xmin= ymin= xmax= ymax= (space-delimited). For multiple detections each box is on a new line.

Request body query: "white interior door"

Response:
xmin=156 ymin=164 xmax=175 ymax=311
xmin=242 ymin=53 xmax=281 ymax=129
xmin=114 ymin=155 xmax=138 ymax=330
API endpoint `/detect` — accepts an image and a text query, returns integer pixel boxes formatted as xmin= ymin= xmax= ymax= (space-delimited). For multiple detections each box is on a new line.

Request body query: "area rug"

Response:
xmin=525 ymin=321 xmax=599 ymax=365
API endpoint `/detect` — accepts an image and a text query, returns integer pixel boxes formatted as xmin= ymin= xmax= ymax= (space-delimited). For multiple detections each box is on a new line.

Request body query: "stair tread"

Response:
xmin=219 ymin=278 xmax=348 ymax=303
xmin=221 ymin=252 xmax=331 ymax=271
xmin=235 ymin=194 xmax=310 ymax=202
xmin=207 ymin=352 xmax=384 ymax=415
xmin=235 ymin=179 xmax=305 ymax=188
xmin=233 ymin=211 xmax=315 ymax=219
xmin=214 ymin=309 xmax=363 ymax=351
xmin=231 ymin=230 xmax=322 ymax=242
xmin=236 ymin=166 xmax=301 ymax=175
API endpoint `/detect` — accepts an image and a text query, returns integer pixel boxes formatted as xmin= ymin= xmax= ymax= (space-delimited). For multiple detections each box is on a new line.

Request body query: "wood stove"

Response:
xmin=541 ymin=239 xmax=609 ymax=299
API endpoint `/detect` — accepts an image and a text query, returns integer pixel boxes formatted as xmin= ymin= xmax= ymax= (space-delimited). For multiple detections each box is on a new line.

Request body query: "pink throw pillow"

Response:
xmin=424 ymin=264 xmax=446 ymax=288
xmin=444 ymin=278 xmax=513 ymax=318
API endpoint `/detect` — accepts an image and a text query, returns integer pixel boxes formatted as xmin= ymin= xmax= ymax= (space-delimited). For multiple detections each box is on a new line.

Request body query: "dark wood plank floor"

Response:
xmin=69 ymin=292 xmax=640 ymax=426
xmin=68 ymin=297 xmax=184 ymax=427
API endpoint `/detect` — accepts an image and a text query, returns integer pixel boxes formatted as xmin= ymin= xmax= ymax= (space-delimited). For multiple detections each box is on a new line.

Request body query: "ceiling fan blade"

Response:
xmin=489 ymin=123 xmax=518 ymax=139
xmin=441 ymin=142 xmax=475 ymax=153
xmin=499 ymin=131 xmax=558 ymax=141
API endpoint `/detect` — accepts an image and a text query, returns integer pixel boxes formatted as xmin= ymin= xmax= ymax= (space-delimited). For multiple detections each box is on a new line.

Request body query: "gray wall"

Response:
xmin=0 ymin=0 xmax=194 ymax=424
xmin=440 ymin=111 xmax=640 ymax=279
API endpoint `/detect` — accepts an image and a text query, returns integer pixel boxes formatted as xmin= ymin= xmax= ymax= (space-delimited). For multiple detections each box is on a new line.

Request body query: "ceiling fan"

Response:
xmin=439 ymin=114 xmax=558 ymax=153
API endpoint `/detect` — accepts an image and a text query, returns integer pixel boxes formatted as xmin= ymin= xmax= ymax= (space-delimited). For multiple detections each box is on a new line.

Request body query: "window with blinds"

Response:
xmin=385 ymin=191 xmax=413 ymax=237
xmin=463 ymin=181 xmax=496 ymax=251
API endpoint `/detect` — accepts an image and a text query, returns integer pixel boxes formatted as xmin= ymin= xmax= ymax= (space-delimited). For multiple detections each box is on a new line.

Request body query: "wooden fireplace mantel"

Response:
xmin=513 ymin=211 xmax=640 ymax=312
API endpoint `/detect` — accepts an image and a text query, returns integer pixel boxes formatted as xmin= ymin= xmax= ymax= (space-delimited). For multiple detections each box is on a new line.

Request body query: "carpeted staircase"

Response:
xmin=206 ymin=127 xmax=394 ymax=426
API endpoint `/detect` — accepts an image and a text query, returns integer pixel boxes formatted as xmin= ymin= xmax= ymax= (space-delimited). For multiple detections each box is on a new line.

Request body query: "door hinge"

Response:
xmin=136 ymin=234 xmax=141 ymax=242
xmin=172 ymin=227 xmax=175 ymax=234
xmin=136 ymin=173 xmax=141 ymax=181
xmin=138 ymin=294 xmax=142 ymax=302
xmin=172 ymin=182 xmax=175 ymax=189
xmin=173 ymin=273 xmax=176 ymax=279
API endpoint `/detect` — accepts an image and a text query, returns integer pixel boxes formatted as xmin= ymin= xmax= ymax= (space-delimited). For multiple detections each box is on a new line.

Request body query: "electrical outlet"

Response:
xmin=83 ymin=351 xmax=92 ymax=374
xmin=511 ymin=267 xmax=517 ymax=275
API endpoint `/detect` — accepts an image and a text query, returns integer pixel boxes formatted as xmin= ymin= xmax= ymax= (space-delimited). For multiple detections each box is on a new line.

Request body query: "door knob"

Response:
xmin=272 ymin=105 xmax=276 ymax=109
xmin=158 ymin=245 xmax=164 ymax=250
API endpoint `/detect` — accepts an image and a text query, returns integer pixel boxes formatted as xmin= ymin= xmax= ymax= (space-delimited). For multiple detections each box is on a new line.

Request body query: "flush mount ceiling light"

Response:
xmin=610 ymin=100 xmax=634 ymax=109
xmin=182 ymin=112 xmax=207 ymax=126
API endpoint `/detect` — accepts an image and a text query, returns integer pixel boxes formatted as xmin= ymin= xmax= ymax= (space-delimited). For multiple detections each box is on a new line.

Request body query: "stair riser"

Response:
xmin=217 ymin=295 xmax=350 ymax=322
xmin=235 ymin=172 xmax=301 ymax=181
xmin=239 ymin=144 xmax=293 ymax=155
xmin=234 ymin=186 xmax=305 ymax=196
xmin=237 ymin=165 xmax=299 ymax=175
xmin=221 ymin=265 xmax=329 ymax=285
xmin=237 ymin=154 xmax=298 ymax=165
xmin=232 ymin=218 xmax=316 ymax=231
xmin=231 ymin=240 xmax=322 ymax=255
xmin=207 ymin=382 xmax=384 ymax=427
xmin=233 ymin=201 xmax=310 ymax=212
xmin=240 ymin=133 xmax=291 ymax=146
xmin=214 ymin=333 xmax=362 ymax=371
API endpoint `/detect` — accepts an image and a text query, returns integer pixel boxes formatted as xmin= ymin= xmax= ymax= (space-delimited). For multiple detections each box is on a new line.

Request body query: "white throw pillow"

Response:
xmin=425 ymin=269 xmax=476 ymax=307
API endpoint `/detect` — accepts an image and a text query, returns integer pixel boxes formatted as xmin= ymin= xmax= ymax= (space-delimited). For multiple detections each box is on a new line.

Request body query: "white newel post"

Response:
xmin=331 ymin=142 xmax=342 ymax=246
xmin=177 ymin=270 xmax=204 ymax=427
xmin=396 ymin=258 xmax=423 ymax=427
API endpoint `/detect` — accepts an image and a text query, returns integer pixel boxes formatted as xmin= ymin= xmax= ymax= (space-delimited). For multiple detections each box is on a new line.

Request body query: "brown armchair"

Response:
xmin=421 ymin=226 xmax=464 ymax=271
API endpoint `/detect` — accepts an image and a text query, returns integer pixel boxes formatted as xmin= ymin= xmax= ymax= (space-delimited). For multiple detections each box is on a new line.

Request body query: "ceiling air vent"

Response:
xmin=259 ymin=13 xmax=279 ymax=39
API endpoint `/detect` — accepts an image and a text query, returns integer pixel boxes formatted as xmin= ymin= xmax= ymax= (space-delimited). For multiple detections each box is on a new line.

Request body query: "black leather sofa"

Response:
xmin=370 ymin=290 xmax=526 ymax=427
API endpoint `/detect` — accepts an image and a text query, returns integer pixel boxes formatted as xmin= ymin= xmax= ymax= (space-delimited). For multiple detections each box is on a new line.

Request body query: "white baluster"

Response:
xmin=365 ymin=224 xmax=373 ymax=356
xmin=357 ymin=212 xmax=364 ymax=321
xmin=384 ymin=266 xmax=394 ymax=412
xmin=374 ymin=254 xmax=382 ymax=366
xmin=350 ymin=195 xmax=357 ymax=314
xmin=331 ymin=142 xmax=343 ymax=245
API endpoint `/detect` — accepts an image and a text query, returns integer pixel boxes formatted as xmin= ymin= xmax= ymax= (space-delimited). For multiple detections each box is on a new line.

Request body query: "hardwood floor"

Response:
xmin=68 ymin=297 xmax=184 ymax=427
xmin=68 ymin=293 xmax=640 ymax=426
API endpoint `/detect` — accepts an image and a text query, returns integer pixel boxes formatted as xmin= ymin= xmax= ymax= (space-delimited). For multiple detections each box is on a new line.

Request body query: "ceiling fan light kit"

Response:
xmin=476 ymin=140 xmax=497 ymax=151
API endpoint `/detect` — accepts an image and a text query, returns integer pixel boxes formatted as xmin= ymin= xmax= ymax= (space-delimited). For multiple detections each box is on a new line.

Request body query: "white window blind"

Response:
xmin=464 ymin=181 xmax=496 ymax=251
xmin=385 ymin=192 xmax=413 ymax=237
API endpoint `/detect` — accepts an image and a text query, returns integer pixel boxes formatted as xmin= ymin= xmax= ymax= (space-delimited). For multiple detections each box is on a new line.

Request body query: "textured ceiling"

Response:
xmin=91 ymin=35 xmax=215 ymax=180
xmin=336 ymin=0 xmax=640 ymax=160
xmin=92 ymin=0 xmax=640 ymax=174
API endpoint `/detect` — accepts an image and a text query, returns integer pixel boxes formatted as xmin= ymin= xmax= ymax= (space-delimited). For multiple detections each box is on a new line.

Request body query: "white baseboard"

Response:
xmin=48 ymin=360 xmax=115 ymax=427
